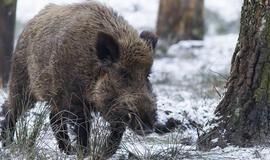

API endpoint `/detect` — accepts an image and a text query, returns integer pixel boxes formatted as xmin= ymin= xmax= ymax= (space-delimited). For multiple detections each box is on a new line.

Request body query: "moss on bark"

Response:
xmin=0 ymin=0 xmax=15 ymax=7
xmin=255 ymin=14 xmax=270 ymax=103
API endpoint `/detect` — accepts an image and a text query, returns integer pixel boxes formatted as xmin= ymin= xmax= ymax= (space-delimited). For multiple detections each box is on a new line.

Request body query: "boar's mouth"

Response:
xmin=127 ymin=113 xmax=155 ymax=136
xmin=134 ymin=128 xmax=154 ymax=136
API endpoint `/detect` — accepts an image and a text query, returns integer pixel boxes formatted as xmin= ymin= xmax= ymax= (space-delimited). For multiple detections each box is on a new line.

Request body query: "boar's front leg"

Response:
xmin=102 ymin=123 xmax=125 ymax=158
xmin=73 ymin=114 xmax=90 ymax=154
xmin=50 ymin=111 xmax=73 ymax=154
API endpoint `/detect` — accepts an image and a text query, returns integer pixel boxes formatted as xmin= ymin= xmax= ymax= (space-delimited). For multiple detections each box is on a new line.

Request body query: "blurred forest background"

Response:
xmin=0 ymin=0 xmax=242 ymax=88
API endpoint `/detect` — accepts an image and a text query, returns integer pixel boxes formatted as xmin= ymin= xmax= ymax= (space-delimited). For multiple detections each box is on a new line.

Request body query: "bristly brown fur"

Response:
xmin=0 ymin=1 xmax=158 ymax=158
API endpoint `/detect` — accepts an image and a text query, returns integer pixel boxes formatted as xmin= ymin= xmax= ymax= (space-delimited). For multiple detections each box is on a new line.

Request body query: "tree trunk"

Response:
xmin=0 ymin=0 xmax=17 ymax=88
xmin=198 ymin=0 xmax=270 ymax=150
xmin=156 ymin=0 xmax=204 ymax=44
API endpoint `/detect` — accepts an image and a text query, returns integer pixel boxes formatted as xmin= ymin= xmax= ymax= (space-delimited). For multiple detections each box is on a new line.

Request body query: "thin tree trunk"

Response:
xmin=156 ymin=0 xmax=204 ymax=44
xmin=0 ymin=0 xmax=17 ymax=88
xmin=198 ymin=0 xmax=270 ymax=150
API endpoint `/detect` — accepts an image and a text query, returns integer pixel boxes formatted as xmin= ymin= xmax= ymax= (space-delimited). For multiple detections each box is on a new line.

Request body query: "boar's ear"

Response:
xmin=140 ymin=31 xmax=158 ymax=50
xmin=96 ymin=32 xmax=120 ymax=63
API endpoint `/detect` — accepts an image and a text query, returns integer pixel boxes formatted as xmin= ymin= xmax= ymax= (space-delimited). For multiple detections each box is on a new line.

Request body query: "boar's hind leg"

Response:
xmin=50 ymin=111 xmax=73 ymax=154
xmin=0 ymin=95 xmax=35 ymax=146
xmin=0 ymin=57 xmax=36 ymax=147
xmin=103 ymin=123 xmax=125 ymax=158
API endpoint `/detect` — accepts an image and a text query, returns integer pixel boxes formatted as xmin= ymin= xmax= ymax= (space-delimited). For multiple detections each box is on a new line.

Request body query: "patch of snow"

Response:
xmin=205 ymin=0 xmax=243 ymax=22
xmin=153 ymin=34 xmax=237 ymax=85
xmin=211 ymin=138 xmax=218 ymax=143
xmin=169 ymin=40 xmax=204 ymax=50
xmin=0 ymin=90 xmax=6 ymax=113
xmin=260 ymin=17 xmax=266 ymax=32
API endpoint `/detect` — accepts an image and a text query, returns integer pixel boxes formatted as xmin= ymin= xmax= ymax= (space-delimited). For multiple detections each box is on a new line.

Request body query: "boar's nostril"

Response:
xmin=144 ymin=129 xmax=153 ymax=135
xmin=136 ymin=128 xmax=153 ymax=136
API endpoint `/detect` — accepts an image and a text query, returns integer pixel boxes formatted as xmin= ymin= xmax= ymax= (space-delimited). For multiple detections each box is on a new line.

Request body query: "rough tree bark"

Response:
xmin=156 ymin=0 xmax=204 ymax=44
xmin=198 ymin=0 xmax=270 ymax=150
xmin=0 ymin=0 xmax=17 ymax=88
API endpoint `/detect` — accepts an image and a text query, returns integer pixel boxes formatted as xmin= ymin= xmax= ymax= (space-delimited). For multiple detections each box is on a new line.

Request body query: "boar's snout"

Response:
xmin=124 ymin=95 xmax=157 ymax=136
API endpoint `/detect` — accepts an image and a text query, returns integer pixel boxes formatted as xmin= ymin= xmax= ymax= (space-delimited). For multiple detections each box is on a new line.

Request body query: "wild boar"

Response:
xmin=0 ymin=1 xmax=158 ymax=158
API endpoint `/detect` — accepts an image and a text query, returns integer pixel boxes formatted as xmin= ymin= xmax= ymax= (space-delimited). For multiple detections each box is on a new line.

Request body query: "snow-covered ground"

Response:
xmin=3 ymin=0 xmax=270 ymax=159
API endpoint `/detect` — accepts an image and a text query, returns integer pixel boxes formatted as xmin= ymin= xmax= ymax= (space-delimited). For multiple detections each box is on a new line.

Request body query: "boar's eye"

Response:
xmin=128 ymin=113 xmax=136 ymax=127
xmin=120 ymin=69 xmax=132 ymax=82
